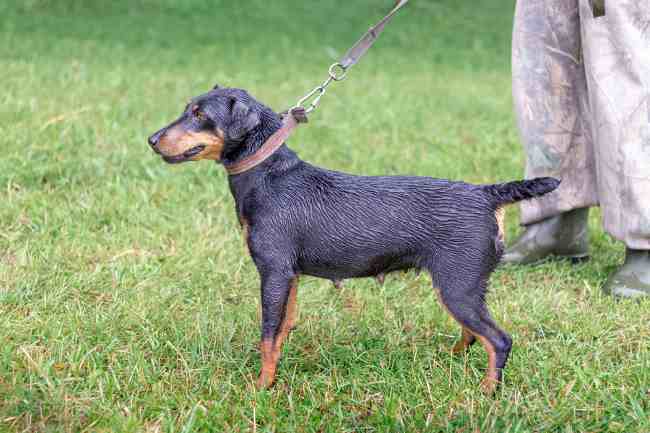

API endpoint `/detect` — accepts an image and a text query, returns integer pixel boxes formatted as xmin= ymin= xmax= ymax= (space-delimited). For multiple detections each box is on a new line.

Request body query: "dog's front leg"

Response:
xmin=256 ymin=272 xmax=299 ymax=389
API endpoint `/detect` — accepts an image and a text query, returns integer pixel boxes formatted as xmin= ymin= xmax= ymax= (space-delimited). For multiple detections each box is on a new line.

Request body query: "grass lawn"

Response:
xmin=1 ymin=0 xmax=649 ymax=431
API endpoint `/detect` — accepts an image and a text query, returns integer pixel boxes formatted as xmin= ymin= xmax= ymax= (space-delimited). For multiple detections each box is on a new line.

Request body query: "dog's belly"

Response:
xmin=297 ymin=251 xmax=418 ymax=280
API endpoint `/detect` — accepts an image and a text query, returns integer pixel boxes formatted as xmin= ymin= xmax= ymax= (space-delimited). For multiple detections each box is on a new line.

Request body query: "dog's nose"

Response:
xmin=148 ymin=128 xmax=165 ymax=153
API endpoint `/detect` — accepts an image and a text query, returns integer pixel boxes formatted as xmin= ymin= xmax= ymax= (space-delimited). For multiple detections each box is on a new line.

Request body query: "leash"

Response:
xmin=289 ymin=0 xmax=410 ymax=118
xmin=225 ymin=0 xmax=409 ymax=176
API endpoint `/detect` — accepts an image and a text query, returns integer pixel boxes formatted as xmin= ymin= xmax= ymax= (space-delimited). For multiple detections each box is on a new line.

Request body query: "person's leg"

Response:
xmin=578 ymin=0 xmax=650 ymax=297
xmin=502 ymin=207 xmax=590 ymax=264
xmin=504 ymin=0 xmax=599 ymax=264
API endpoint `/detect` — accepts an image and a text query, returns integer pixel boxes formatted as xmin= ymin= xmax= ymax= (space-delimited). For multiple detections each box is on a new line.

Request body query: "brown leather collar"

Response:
xmin=225 ymin=113 xmax=300 ymax=176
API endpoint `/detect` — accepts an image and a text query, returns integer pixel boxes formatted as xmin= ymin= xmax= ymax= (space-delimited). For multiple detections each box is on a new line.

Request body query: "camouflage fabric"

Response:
xmin=512 ymin=0 xmax=650 ymax=249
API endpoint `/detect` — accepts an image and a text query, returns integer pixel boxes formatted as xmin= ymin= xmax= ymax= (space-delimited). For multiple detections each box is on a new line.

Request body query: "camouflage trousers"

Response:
xmin=513 ymin=0 xmax=650 ymax=249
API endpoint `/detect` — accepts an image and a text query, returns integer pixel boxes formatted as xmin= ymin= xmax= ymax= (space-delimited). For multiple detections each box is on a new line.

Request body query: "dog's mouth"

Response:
xmin=161 ymin=145 xmax=206 ymax=164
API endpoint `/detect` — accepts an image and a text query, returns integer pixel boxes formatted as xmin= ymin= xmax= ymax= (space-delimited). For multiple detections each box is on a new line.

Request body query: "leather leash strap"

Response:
xmin=339 ymin=0 xmax=409 ymax=70
xmin=293 ymin=0 xmax=410 ymax=114
xmin=224 ymin=1 xmax=409 ymax=176
xmin=225 ymin=110 xmax=301 ymax=176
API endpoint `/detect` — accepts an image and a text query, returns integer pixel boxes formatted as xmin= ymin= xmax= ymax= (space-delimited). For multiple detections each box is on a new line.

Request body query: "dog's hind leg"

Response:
xmin=451 ymin=327 xmax=477 ymax=354
xmin=285 ymin=277 xmax=299 ymax=331
xmin=435 ymin=289 xmax=477 ymax=354
xmin=433 ymin=268 xmax=512 ymax=394
xmin=256 ymin=272 xmax=299 ymax=389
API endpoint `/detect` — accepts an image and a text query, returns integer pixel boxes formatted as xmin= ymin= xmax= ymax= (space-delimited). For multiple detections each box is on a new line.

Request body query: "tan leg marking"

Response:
xmin=436 ymin=289 xmax=500 ymax=393
xmin=475 ymin=334 xmax=499 ymax=395
xmin=256 ymin=277 xmax=299 ymax=389
xmin=452 ymin=327 xmax=475 ymax=354
xmin=256 ymin=338 xmax=277 ymax=389
xmin=285 ymin=278 xmax=298 ymax=330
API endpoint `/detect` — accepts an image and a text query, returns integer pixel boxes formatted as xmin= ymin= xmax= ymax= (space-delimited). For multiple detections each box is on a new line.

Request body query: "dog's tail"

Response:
xmin=483 ymin=177 xmax=560 ymax=207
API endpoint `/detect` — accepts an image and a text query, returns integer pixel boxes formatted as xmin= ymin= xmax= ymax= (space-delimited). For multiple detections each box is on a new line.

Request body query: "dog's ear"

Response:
xmin=227 ymin=99 xmax=260 ymax=141
xmin=212 ymin=83 xmax=220 ymax=89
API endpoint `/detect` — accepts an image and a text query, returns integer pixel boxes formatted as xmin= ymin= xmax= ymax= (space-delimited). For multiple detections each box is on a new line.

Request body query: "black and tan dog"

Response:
xmin=148 ymin=86 xmax=559 ymax=394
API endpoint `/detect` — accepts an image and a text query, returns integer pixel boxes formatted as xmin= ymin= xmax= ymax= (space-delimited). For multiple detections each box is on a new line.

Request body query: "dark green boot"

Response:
xmin=602 ymin=249 xmax=650 ymax=298
xmin=501 ymin=208 xmax=589 ymax=265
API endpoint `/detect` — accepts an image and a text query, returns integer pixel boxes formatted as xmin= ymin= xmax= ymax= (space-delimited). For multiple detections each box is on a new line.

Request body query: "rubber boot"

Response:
xmin=602 ymin=249 xmax=650 ymax=298
xmin=501 ymin=208 xmax=589 ymax=265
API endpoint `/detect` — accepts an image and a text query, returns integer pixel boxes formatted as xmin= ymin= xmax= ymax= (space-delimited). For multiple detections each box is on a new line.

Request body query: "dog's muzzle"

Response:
xmin=161 ymin=145 xmax=206 ymax=164
xmin=148 ymin=128 xmax=165 ymax=154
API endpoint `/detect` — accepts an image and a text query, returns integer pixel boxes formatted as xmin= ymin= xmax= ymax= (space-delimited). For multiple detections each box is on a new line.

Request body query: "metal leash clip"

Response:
xmin=287 ymin=0 xmax=409 ymax=120
xmin=291 ymin=62 xmax=347 ymax=117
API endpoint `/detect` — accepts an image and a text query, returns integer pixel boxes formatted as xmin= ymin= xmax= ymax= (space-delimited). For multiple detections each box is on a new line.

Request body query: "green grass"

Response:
xmin=1 ymin=1 xmax=649 ymax=432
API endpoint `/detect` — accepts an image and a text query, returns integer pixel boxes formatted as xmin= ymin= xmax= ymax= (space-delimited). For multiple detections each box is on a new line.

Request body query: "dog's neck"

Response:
xmin=226 ymin=117 xmax=302 ymax=215
xmin=222 ymin=109 xmax=284 ymax=165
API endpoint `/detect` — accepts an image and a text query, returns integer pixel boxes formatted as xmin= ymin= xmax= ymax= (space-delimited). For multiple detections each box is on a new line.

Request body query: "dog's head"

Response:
xmin=148 ymin=86 xmax=277 ymax=164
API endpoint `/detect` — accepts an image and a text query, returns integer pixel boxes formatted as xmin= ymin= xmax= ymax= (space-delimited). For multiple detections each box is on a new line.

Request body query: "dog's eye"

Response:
xmin=190 ymin=104 xmax=205 ymax=121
